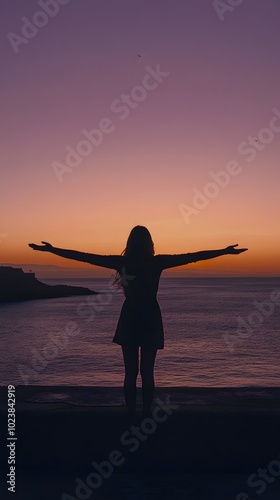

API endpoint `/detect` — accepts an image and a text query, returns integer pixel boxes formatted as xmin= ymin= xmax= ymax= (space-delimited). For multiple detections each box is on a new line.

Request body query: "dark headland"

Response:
xmin=0 ymin=266 xmax=98 ymax=302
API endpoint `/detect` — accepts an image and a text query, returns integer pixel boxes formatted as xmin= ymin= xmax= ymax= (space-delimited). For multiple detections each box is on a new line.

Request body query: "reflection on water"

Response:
xmin=1 ymin=278 xmax=280 ymax=387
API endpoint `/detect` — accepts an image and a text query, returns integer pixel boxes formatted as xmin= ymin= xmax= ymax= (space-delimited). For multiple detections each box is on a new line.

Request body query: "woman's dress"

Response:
xmin=110 ymin=253 xmax=197 ymax=350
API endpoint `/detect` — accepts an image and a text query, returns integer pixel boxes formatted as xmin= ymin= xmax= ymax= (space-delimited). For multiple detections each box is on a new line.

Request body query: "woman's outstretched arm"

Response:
xmin=157 ymin=244 xmax=248 ymax=270
xmin=28 ymin=241 xmax=123 ymax=270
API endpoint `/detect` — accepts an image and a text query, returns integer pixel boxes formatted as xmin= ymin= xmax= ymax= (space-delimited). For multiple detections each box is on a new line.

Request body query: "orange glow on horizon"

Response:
xmin=1 ymin=228 xmax=279 ymax=277
xmin=2 ymin=2 xmax=280 ymax=278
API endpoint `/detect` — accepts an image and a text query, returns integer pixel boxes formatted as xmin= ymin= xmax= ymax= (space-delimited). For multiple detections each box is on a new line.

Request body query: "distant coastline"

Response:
xmin=0 ymin=266 xmax=98 ymax=303
xmin=0 ymin=262 xmax=279 ymax=279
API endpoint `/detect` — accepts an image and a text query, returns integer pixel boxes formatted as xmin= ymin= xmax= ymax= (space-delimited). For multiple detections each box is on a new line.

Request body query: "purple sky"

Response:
xmin=1 ymin=0 xmax=280 ymax=276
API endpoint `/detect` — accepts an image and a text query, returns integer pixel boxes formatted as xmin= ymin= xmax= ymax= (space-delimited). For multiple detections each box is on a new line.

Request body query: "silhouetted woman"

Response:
xmin=29 ymin=226 xmax=247 ymax=419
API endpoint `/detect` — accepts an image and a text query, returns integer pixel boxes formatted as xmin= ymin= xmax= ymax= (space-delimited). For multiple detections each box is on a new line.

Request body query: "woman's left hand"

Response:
xmin=225 ymin=244 xmax=248 ymax=255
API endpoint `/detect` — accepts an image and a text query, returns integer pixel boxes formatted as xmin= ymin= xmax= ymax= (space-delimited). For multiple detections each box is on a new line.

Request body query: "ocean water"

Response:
xmin=1 ymin=277 xmax=280 ymax=387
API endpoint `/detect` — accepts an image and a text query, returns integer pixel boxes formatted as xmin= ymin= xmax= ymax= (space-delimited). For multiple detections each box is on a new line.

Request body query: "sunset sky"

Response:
xmin=1 ymin=0 xmax=280 ymax=276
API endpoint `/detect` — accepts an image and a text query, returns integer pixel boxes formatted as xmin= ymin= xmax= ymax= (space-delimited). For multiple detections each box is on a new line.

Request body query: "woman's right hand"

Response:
xmin=28 ymin=241 xmax=53 ymax=252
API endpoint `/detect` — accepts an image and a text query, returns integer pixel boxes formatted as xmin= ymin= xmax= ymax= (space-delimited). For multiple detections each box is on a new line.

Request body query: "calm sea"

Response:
xmin=1 ymin=278 xmax=280 ymax=387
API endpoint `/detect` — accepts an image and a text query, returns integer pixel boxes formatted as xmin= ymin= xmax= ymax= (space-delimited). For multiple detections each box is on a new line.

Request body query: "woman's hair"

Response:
xmin=114 ymin=225 xmax=154 ymax=288
xmin=124 ymin=225 xmax=154 ymax=259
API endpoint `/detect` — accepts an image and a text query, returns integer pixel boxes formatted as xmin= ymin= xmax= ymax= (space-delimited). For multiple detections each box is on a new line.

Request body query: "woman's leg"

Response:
xmin=121 ymin=344 xmax=139 ymax=417
xmin=140 ymin=346 xmax=157 ymax=417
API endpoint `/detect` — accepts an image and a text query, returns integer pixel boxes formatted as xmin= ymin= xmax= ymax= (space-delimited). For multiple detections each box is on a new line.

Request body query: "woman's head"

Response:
xmin=124 ymin=226 xmax=154 ymax=258
xmin=114 ymin=226 xmax=154 ymax=289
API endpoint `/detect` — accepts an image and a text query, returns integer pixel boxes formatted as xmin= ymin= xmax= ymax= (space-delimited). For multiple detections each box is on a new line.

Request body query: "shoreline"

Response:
xmin=2 ymin=384 xmax=280 ymax=405
xmin=1 ymin=385 xmax=280 ymax=498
